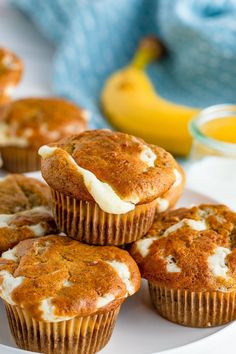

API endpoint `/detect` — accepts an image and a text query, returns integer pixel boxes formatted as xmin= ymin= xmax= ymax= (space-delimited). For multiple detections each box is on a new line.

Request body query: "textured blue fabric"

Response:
xmin=12 ymin=0 xmax=236 ymax=128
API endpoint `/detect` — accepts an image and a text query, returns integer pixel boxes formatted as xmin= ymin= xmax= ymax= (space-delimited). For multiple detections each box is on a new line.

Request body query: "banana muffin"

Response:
xmin=0 ymin=48 xmax=23 ymax=105
xmin=0 ymin=98 xmax=88 ymax=172
xmin=39 ymin=129 xmax=183 ymax=245
xmin=0 ymin=174 xmax=57 ymax=253
xmin=131 ymin=204 xmax=236 ymax=327
xmin=155 ymin=164 xmax=184 ymax=213
xmin=0 ymin=235 xmax=140 ymax=354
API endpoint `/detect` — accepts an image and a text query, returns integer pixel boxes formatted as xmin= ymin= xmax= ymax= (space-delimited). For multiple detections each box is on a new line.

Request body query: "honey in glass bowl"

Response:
xmin=189 ymin=104 xmax=236 ymax=160
xmin=188 ymin=104 xmax=236 ymax=209
xmin=201 ymin=116 xmax=236 ymax=144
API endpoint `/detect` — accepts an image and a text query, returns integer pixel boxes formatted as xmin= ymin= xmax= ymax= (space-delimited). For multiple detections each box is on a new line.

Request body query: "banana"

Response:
xmin=101 ymin=37 xmax=200 ymax=156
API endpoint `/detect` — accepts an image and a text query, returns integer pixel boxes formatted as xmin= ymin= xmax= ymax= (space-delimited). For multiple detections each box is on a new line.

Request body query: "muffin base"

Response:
xmin=0 ymin=146 xmax=40 ymax=172
xmin=51 ymin=190 xmax=157 ymax=245
xmin=5 ymin=302 xmax=120 ymax=354
xmin=149 ymin=282 xmax=236 ymax=327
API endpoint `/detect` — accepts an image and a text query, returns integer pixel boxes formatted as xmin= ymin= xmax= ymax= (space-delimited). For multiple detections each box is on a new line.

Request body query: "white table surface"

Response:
xmin=0 ymin=1 xmax=235 ymax=353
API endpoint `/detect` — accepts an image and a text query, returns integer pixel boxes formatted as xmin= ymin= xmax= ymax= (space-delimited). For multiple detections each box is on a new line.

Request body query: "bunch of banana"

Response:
xmin=101 ymin=37 xmax=200 ymax=156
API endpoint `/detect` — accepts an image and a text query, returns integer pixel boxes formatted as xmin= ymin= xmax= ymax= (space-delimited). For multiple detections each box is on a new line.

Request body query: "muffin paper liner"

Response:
xmin=0 ymin=146 xmax=40 ymax=172
xmin=5 ymin=302 xmax=120 ymax=354
xmin=149 ymin=282 xmax=236 ymax=327
xmin=51 ymin=190 xmax=157 ymax=245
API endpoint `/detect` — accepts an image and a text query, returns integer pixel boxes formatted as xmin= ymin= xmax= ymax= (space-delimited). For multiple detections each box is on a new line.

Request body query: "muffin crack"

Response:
xmin=131 ymin=204 xmax=236 ymax=292
xmin=0 ymin=235 xmax=140 ymax=321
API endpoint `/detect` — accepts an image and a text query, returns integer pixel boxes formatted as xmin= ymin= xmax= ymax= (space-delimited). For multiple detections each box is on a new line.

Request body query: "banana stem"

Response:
xmin=131 ymin=36 xmax=166 ymax=70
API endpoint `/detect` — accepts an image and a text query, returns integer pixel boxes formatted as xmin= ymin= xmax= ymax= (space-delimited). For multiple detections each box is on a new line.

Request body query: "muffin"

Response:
xmin=156 ymin=164 xmax=185 ymax=213
xmin=39 ymin=129 xmax=183 ymax=245
xmin=0 ymin=98 xmax=88 ymax=172
xmin=0 ymin=235 xmax=140 ymax=354
xmin=0 ymin=48 xmax=23 ymax=105
xmin=131 ymin=204 xmax=236 ymax=327
xmin=0 ymin=174 xmax=57 ymax=253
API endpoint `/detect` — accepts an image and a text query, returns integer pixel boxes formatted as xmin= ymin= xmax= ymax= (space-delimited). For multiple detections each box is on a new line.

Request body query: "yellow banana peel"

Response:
xmin=101 ymin=37 xmax=200 ymax=156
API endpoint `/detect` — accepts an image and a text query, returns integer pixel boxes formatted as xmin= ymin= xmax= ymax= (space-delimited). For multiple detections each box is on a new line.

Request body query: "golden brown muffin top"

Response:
xmin=0 ymin=235 xmax=141 ymax=321
xmin=0 ymin=174 xmax=57 ymax=253
xmin=0 ymin=48 xmax=23 ymax=90
xmin=0 ymin=174 xmax=50 ymax=214
xmin=39 ymin=130 xmax=179 ymax=212
xmin=131 ymin=204 xmax=236 ymax=292
xmin=0 ymin=98 xmax=88 ymax=148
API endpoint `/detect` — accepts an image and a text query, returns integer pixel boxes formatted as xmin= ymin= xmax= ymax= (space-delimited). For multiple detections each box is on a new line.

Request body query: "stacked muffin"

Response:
xmin=0 ymin=129 xmax=184 ymax=354
xmin=37 ymin=129 xmax=236 ymax=331
xmin=1 ymin=126 xmax=235 ymax=354
xmin=0 ymin=46 xmax=187 ymax=352
xmin=0 ymin=45 xmax=235 ymax=354
xmin=39 ymin=130 xmax=184 ymax=245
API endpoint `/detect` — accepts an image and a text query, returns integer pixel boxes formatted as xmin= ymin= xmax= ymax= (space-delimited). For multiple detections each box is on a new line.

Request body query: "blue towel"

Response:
xmin=12 ymin=0 xmax=236 ymax=128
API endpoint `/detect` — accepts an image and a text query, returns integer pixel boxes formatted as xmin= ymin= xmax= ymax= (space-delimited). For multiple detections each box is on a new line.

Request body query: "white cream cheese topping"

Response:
xmin=140 ymin=146 xmax=156 ymax=167
xmin=40 ymin=298 xmax=73 ymax=322
xmin=69 ymin=157 xmax=136 ymax=214
xmin=96 ymin=294 xmax=115 ymax=309
xmin=165 ymin=255 xmax=181 ymax=273
xmin=27 ymin=223 xmax=45 ymax=237
xmin=135 ymin=237 xmax=158 ymax=258
xmin=208 ymin=247 xmax=231 ymax=278
xmin=155 ymin=169 xmax=181 ymax=212
xmin=38 ymin=145 xmax=137 ymax=214
xmin=0 ymin=123 xmax=28 ymax=147
xmin=96 ymin=260 xmax=137 ymax=309
xmin=1 ymin=247 xmax=18 ymax=262
xmin=136 ymin=218 xmax=207 ymax=258
xmin=184 ymin=219 xmax=207 ymax=231
xmin=63 ymin=280 xmax=73 ymax=287
xmin=0 ymin=206 xmax=51 ymax=235
xmin=28 ymin=206 xmax=53 ymax=216
xmin=0 ymin=270 xmax=25 ymax=305
xmin=163 ymin=219 xmax=207 ymax=237
xmin=38 ymin=145 xmax=57 ymax=158
xmin=0 ymin=214 xmax=13 ymax=227
xmin=173 ymin=168 xmax=182 ymax=188
xmin=156 ymin=198 xmax=169 ymax=212
xmin=106 ymin=260 xmax=134 ymax=295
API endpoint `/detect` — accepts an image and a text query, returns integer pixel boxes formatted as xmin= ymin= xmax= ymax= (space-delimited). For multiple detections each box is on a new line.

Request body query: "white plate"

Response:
xmin=0 ymin=177 xmax=233 ymax=354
